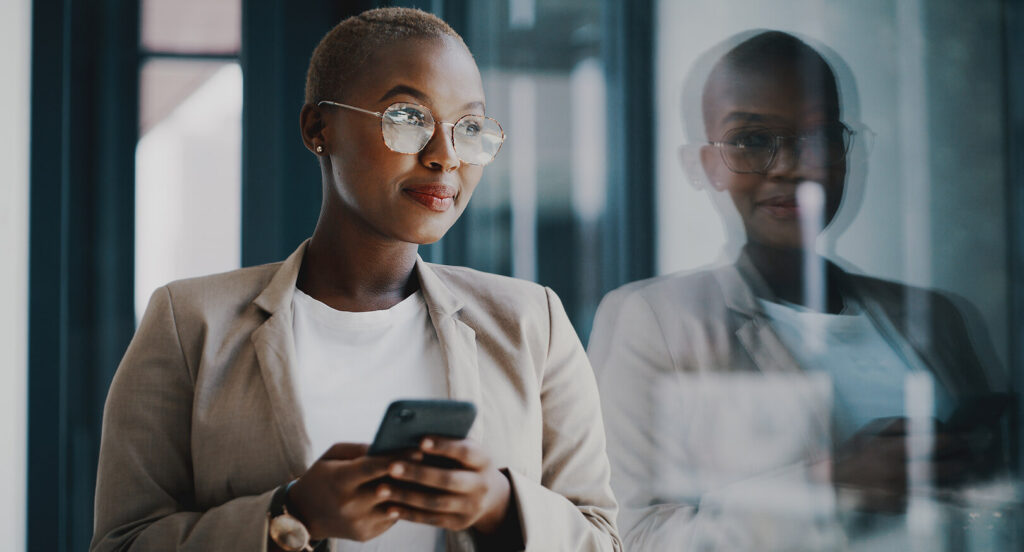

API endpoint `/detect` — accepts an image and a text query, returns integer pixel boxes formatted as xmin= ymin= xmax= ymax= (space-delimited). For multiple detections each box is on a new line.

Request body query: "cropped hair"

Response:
xmin=305 ymin=7 xmax=467 ymax=104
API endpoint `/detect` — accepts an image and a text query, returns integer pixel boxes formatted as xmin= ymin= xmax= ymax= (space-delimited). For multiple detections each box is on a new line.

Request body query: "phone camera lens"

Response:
xmin=398 ymin=409 xmax=415 ymax=421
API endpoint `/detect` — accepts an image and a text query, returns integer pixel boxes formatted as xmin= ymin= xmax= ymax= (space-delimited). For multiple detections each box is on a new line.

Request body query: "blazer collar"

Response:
xmin=712 ymin=252 xmax=802 ymax=375
xmin=250 ymin=240 xmax=484 ymax=474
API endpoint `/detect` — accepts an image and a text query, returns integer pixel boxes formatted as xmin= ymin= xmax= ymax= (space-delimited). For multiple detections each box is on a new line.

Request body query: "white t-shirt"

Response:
xmin=291 ymin=287 xmax=447 ymax=552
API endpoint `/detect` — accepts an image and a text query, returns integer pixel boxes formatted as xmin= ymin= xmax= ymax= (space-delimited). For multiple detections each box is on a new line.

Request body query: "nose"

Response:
xmin=419 ymin=122 xmax=461 ymax=172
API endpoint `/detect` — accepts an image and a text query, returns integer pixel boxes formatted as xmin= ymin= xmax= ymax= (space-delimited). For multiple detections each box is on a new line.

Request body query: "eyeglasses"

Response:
xmin=707 ymin=123 xmax=854 ymax=174
xmin=317 ymin=100 xmax=506 ymax=166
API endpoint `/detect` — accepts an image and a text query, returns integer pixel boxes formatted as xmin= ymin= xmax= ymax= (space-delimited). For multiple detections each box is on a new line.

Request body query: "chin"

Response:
xmin=397 ymin=221 xmax=455 ymax=245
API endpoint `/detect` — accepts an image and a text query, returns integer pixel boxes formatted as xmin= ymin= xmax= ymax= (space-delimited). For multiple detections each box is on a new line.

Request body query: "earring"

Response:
xmin=315 ymin=145 xmax=324 ymax=154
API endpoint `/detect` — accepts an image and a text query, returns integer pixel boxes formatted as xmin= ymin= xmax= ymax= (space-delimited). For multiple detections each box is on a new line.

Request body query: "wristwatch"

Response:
xmin=268 ymin=480 xmax=317 ymax=552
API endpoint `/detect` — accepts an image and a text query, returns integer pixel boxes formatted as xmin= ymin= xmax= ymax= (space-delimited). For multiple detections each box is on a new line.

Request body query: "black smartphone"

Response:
xmin=944 ymin=393 xmax=1012 ymax=432
xmin=368 ymin=399 xmax=477 ymax=458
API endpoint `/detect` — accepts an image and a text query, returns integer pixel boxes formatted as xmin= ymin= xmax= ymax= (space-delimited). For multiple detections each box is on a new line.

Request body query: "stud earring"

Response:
xmin=315 ymin=145 xmax=324 ymax=154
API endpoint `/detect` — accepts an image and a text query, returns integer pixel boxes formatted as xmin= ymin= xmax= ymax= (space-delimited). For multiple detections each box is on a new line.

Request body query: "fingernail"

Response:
xmin=377 ymin=485 xmax=391 ymax=498
xmin=390 ymin=463 xmax=404 ymax=476
xmin=422 ymin=438 xmax=434 ymax=450
xmin=388 ymin=508 xmax=400 ymax=519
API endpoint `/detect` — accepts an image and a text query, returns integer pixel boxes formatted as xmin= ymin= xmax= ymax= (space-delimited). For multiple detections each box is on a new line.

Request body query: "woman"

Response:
xmin=92 ymin=8 xmax=619 ymax=552
xmin=589 ymin=31 xmax=1007 ymax=551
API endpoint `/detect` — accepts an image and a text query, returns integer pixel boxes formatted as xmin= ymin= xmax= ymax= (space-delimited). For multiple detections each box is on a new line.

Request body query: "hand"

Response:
xmin=832 ymin=417 xmax=971 ymax=512
xmin=286 ymin=443 xmax=407 ymax=542
xmin=380 ymin=437 xmax=513 ymax=535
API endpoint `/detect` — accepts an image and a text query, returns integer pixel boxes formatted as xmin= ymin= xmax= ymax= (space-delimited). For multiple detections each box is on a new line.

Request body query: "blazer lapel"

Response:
xmin=415 ymin=258 xmax=484 ymax=444
xmin=251 ymin=241 xmax=312 ymax=478
xmin=714 ymin=258 xmax=802 ymax=375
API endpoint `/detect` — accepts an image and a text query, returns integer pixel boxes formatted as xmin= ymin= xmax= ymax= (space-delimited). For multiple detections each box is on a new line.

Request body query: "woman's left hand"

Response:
xmin=380 ymin=437 xmax=513 ymax=535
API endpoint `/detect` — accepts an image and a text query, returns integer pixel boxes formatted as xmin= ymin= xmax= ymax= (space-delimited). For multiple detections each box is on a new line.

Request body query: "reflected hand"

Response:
xmin=832 ymin=417 xmax=971 ymax=512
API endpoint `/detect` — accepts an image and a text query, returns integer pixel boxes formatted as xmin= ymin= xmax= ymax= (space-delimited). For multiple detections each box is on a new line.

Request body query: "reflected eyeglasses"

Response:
xmin=707 ymin=123 xmax=854 ymax=174
xmin=317 ymin=100 xmax=506 ymax=166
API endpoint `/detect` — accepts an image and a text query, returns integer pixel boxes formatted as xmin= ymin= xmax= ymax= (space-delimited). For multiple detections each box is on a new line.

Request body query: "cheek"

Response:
xmin=724 ymin=176 xmax=762 ymax=211
xmin=455 ymin=166 xmax=484 ymax=205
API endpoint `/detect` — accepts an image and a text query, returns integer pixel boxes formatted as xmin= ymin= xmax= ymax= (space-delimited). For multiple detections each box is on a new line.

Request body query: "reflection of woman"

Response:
xmin=590 ymin=31 xmax=1005 ymax=550
xmin=92 ymin=9 xmax=619 ymax=552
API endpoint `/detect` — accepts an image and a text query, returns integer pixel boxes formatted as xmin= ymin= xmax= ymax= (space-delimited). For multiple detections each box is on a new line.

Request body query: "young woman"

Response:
xmin=92 ymin=8 xmax=619 ymax=552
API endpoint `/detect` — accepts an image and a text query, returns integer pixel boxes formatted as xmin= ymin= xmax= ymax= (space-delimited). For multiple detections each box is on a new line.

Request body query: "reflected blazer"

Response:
xmin=588 ymin=254 xmax=1005 ymax=551
xmin=91 ymin=241 xmax=621 ymax=552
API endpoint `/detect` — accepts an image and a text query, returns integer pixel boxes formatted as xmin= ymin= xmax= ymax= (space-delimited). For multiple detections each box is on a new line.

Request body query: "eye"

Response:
xmin=727 ymin=130 xmax=774 ymax=149
xmin=462 ymin=121 xmax=481 ymax=137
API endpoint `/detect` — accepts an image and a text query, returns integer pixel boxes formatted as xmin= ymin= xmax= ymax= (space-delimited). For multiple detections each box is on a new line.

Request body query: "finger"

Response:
xmin=377 ymin=482 xmax=470 ymax=515
xmin=320 ymin=442 xmax=370 ymax=461
xmin=333 ymin=455 xmax=395 ymax=488
xmin=387 ymin=504 xmax=470 ymax=531
xmin=421 ymin=437 xmax=490 ymax=470
xmin=387 ymin=461 xmax=480 ymax=494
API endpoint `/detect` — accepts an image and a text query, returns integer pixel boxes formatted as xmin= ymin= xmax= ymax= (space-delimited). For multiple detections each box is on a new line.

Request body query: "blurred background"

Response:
xmin=1 ymin=0 xmax=1021 ymax=550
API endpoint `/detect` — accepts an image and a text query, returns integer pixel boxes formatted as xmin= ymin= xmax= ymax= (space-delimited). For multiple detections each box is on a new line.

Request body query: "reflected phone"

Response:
xmin=944 ymin=393 xmax=1012 ymax=432
xmin=368 ymin=399 xmax=477 ymax=459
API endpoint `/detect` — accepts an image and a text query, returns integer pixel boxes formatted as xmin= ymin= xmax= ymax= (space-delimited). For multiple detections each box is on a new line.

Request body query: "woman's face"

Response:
xmin=700 ymin=62 xmax=846 ymax=251
xmin=316 ymin=35 xmax=486 ymax=245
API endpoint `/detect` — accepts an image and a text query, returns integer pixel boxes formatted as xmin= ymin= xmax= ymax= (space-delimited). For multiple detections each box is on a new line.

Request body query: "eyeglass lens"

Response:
xmin=720 ymin=124 xmax=851 ymax=173
xmin=380 ymin=103 xmax=504 ymax=165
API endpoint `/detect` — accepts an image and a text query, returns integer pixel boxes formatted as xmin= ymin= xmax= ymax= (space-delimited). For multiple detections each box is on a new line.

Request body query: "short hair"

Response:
xmin=305 ymin=7 xmax=468 ymax=104
xmin=702 ymin=31 xmax=841 ymax=128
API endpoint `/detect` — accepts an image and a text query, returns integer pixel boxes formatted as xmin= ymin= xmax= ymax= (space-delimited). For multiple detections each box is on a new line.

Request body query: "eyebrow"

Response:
xmin=378 ymin=84 xmax=485 ymax=113
xmin=720 ymin=111 xmax=781 ymax=125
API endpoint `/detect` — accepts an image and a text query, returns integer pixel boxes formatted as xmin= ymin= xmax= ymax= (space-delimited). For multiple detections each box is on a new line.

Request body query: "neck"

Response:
xmin=298 ymin=211 xmax=420 ymax=312
xmin=743 ymin=242 xmax=844 ymax=314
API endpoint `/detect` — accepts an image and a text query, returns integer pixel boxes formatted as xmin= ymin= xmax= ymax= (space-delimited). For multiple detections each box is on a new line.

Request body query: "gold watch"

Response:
xmin=268 ymin=480 xmax=315 ymax=552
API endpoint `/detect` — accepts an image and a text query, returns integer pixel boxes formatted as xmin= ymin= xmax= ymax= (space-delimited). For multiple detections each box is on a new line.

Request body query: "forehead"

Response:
xmin=345 ymin=35 xmax=484 ymax=114
xmin=702 ymin=61 xmax=839 ymax=133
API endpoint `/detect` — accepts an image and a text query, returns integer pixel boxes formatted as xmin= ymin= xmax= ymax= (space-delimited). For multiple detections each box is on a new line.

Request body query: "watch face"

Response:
xmin=270 ymin=513 xmax=310 ymax=552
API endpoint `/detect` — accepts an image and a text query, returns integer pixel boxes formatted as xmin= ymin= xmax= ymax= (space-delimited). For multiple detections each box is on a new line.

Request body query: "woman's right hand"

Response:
xmin=286 ymin=443 xmax=402 ymax=542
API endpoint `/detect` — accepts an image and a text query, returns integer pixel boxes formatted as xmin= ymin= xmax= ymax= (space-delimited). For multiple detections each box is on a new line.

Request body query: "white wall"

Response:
xmin=655 ymin=0 xmax=1009 ymax=369
xmin=0 ymin=0 xmax=30 ymax=548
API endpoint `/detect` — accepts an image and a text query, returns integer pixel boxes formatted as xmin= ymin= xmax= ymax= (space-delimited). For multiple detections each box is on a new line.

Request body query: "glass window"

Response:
xmin=140 ymin=0 xmax=241 ymax=55
xmin=134 ymin=1 xmax=242 ymax=320
xmin=135 ymin=60 xmax=241 ymax=318
xmin=587 ymin=1 xmax=1021 ymax=550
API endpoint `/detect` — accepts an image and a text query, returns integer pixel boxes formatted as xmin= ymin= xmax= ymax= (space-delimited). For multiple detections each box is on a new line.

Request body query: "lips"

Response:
xmin=402 ymin=183 xmax=457 ymax=212
xmin=756 ymin=194 xmax=799 ymax=219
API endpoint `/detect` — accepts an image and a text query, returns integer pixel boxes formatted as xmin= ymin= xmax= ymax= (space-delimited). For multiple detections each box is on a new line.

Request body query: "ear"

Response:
xmin=299 ymin=103 xmax=327 ymax=155
xmin=680 ymin=145 xmax=724 ymax=192
xmin=696 ymin=145 xmax=729 ymax=192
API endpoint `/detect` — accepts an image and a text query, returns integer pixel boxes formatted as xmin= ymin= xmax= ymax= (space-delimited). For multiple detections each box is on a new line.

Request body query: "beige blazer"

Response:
xmin=588 ymin=255 xmax=1004 ymax=550
xmin=91 ymin=241 xmax=620 ymax=552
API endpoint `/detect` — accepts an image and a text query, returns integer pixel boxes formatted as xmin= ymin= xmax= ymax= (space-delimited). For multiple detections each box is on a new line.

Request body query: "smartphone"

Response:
xmin=944 ymin=393 xmax=1012 ymax=432
xmin=368 ymin=399 xmax=477 ymax=457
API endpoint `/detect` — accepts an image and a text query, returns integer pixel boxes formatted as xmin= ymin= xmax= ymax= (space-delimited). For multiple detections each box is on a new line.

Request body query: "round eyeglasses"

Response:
xmin=707 ymin=123 xmax=854 ymax=174
xmin=317 ymin=100 xmax=506 ymax=166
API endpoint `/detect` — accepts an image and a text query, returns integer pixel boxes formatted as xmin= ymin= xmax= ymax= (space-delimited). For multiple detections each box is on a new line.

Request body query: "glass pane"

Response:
xmin=140 ymin=0 xmax=241 ymax=55
xmin=135 ymin=60 xmax=242 ymax=320
xmin=589 ymin=1 xmax=1022 ymax=550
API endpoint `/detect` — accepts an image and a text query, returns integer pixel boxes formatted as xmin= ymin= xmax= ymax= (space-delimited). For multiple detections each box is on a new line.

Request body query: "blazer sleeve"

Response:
xmin=501 ymin=287 xmax=622 ymax=551
xmin=588 ymin=287 xmax=705 ymax=550
xmin=91 ymin=286 xmax=275 ymax=551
